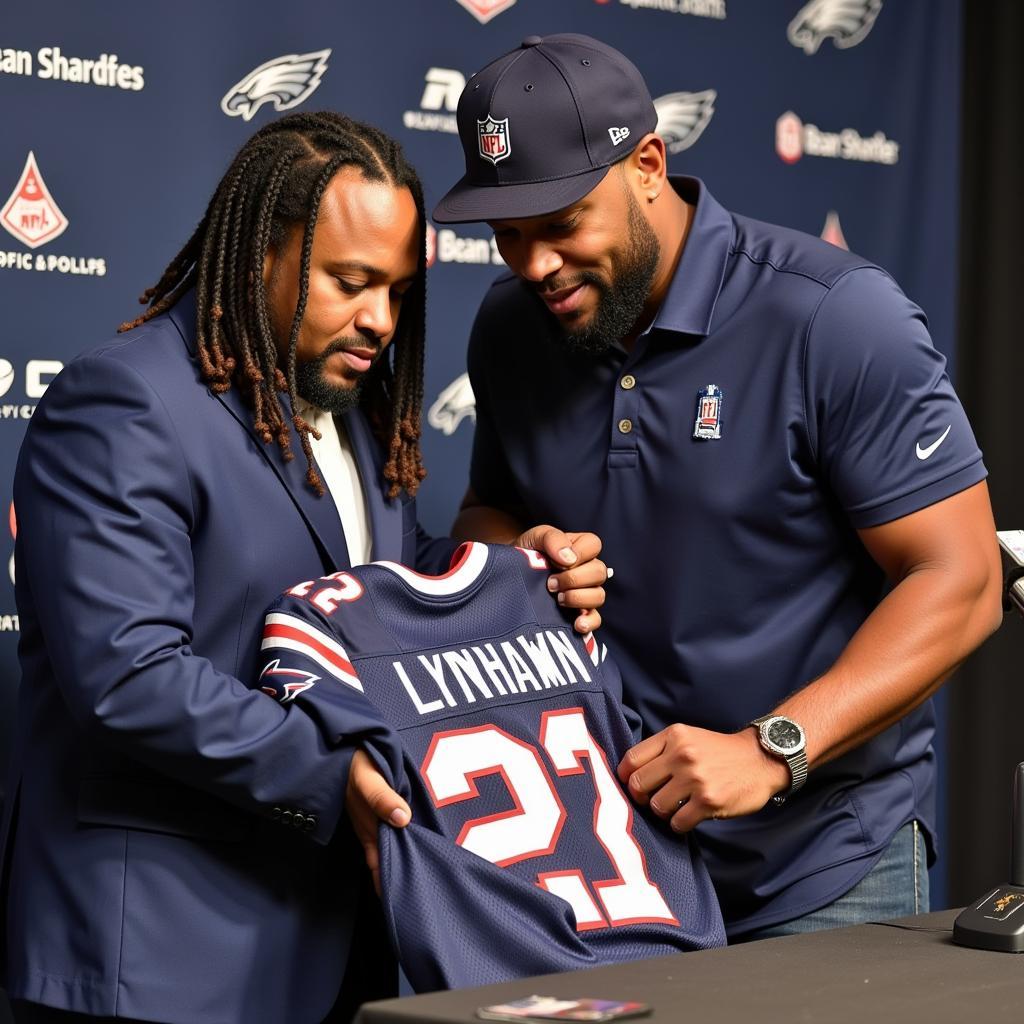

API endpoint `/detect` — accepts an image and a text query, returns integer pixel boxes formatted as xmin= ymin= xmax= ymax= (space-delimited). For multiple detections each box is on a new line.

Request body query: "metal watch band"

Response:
xmin=782 ymin=747 xmax=808 ymax=795
xmin=751 ymin=715 xmax=808 ymax=804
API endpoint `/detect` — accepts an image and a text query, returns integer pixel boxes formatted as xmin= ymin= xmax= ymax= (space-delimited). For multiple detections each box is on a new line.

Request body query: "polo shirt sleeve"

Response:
xmin=466 ymin=284 xmax=529 ymax=517
xmin=803 ymin=266 xmax=986 ymax=529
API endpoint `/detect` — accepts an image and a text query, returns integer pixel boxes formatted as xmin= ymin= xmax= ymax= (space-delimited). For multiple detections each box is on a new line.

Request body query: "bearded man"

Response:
xmin=437 ymin=35 xmax=1001 ymax=941
xmin=1 ymin=111 xmax=600 ymax=1024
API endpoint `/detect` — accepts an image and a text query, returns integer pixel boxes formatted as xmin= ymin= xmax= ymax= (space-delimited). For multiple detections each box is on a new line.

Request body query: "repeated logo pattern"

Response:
xmin=1 ymin=153 xmax=67 ymax=249
xmin=655 ymin=91 xmax=717 ymax=154
xmin=221 ymin=50 xmax=331 ymax=122
xmin=788 ymin=0 xmax=883 ymax=55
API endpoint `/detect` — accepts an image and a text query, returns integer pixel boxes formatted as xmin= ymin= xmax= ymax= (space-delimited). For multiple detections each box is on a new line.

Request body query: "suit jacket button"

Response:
xmin=271 ymin=806 xmax=282 ymax=821
xmin=280 ymin=810 xmax=293 ymax=826
xmin=292 ymin=812 xmax=306 ymax=829
xmin=304 ymin=815 xmax=317 ymax=832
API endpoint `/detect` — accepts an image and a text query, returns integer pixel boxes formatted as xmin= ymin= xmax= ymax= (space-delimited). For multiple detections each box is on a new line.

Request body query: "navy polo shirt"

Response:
xmin=466 ymin=177 xmax=986 ymax=935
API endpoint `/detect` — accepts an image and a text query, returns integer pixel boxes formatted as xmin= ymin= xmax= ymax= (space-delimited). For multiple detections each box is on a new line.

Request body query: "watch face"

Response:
xmin=766 ymin=719 xmax=803 ymax=751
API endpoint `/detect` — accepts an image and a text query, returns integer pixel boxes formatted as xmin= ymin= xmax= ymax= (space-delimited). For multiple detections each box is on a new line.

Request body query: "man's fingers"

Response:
xmin=517 ymin=526 xmax=603 ymax=570
xmin=538 ymin=528 xmax=579 ymax=568
xmin=361 ymin=835 xmax=381 ymax=876
xmin=626 ymin=760 xmax=675 ymax=801
xmin=566 ymin=531 xmax=602 ymax=563
xmin=349 ymin=750 xmax=411 ymax=827
xmin=648 ymin=784 xmax=691 ymax=818
xmin=361 ymin=841 xmax=382 ymax=898
xmin=511 ymin=526 xmax=607 ymax=634
xmin=617 ymin=734 xmax=666 ymax=783
xmin=670 ymin=802 xmax=704 ymax=833
xmin=555 ymin=586 xmax=606 ymax=610
xmin=547 ymin=559 xmax=608 ymax=595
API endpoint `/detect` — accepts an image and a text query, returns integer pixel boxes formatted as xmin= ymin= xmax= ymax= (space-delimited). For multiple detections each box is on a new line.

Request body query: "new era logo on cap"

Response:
xmin=433 ymin=33 xmax=657 ymax=224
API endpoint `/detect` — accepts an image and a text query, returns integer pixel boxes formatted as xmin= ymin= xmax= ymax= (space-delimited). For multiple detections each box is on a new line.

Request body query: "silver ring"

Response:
xmin=605 ymin=566 xmax=615 ymax=581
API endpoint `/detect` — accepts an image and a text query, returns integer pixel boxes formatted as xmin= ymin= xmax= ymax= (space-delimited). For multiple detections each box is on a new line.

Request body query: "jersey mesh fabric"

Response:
xmin=258 ymin=543 xmax=725 ymax=991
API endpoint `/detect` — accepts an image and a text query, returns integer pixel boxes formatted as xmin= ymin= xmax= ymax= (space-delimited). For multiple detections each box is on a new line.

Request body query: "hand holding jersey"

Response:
xmin=343 ymin=523 xmax=607 ymax=884
xmin=454 ymin=507 xmax=610 ymax=633
xmin=619 ymin=723 xmax=790 ymax=831
xmin=258 ymin=543 xmax=724 ymax=989
xmin=346 ymin=750 xmax=412 ymax=895
xmin=619 ymin=480 xmax=1000 ymax=831
xmin=512 ymin=523 xmax=608 ymax=633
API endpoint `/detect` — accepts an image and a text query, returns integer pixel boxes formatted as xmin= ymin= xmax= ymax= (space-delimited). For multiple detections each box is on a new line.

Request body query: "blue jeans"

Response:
xmin=738 ymin=819 xmax=929 ymax=941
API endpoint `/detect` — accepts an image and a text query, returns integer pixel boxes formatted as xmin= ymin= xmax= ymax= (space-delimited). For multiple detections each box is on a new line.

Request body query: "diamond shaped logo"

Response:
xmin=1 ymin=152 xmax=68 ymax=249
xmin=454 ymin=0 xmax=517 ymax=24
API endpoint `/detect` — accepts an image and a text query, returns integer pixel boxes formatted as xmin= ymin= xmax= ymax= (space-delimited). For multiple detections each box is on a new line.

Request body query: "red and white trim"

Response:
xmin=515 ymin=546 xmax=550 ymax=571
xmin=373 ymin=541 xmax=490 ymax=597
xmin=580 ymin=634 xmax=609 ymax=668
xmin=261 ymin=612 xmax=363 ymax=692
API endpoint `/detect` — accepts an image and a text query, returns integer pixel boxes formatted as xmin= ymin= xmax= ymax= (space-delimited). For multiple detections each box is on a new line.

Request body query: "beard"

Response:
xmin=294 ymin=337 xmax=383 ymax=415
xmin=549 ymin=190 xmax=661 ymax=356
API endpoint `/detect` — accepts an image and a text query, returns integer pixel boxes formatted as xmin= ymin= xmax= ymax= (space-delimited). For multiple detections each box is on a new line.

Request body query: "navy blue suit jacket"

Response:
xmin=0 ymin=294 xmax=456 ymax=1022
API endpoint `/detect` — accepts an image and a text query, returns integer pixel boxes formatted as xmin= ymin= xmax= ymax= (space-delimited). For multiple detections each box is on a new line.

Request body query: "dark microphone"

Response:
xmin=953 ymin=762 xmax=1024 ymax=952
xmin=1012 ymin=762 xmax=1024 ymax=888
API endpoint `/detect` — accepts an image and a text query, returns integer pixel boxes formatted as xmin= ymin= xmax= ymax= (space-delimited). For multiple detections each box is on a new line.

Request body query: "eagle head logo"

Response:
xmin=788 ymin=0 xmax=884 ymax=56
xmin=428 ymin=373 xmax=476 ymax=437
xmin=654 ymin=90 xmax=717 ymax=155
xmin=221 ymin=50 xmax=331 ymax=122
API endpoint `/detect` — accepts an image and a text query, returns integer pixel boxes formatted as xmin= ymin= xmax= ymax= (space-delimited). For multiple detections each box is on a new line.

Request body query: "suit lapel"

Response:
xmin=168 ymin=294 xmax=350 ymax=574
xmin=343 ymin=408 xmax=403 ymax=562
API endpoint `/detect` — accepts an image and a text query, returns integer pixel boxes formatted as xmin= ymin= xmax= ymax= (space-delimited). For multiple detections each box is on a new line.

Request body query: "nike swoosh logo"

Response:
xmin=916 ymin=425 xmax=951 ymax=460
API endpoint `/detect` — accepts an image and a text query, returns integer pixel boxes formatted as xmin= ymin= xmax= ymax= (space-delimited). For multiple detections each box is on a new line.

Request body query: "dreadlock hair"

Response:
xmin=119 ymin=110 xmax=428 ymax=499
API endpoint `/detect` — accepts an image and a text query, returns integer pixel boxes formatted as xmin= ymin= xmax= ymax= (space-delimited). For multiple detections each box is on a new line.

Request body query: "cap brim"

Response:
xmin=432 ymin=165 xmax=610 ymax=224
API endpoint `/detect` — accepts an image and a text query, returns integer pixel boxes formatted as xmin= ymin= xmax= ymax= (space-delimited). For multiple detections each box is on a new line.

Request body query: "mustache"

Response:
xmin=318 ymin=336 xmax=383 ymax=361
xmin=534 ymin=270 xmax=605 ymax=297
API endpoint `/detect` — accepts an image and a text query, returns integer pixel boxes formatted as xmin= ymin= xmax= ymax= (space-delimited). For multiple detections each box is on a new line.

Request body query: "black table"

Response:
xmin=356 ymin=910 xmax=1023 ymax=1023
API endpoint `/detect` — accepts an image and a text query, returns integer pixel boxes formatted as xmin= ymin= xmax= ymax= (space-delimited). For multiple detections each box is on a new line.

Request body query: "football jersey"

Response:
xmin=258 ymin=542 xmax=725 ymax=991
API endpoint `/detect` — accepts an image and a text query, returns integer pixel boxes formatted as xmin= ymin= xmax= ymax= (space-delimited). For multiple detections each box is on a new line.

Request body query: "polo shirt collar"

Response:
xmin=650 ymin=177 xmax=734 ymax=338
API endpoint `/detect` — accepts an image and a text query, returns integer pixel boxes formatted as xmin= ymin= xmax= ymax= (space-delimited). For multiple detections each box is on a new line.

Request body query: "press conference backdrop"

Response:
xmin=0 ymin=0 xmax=961 ymax=900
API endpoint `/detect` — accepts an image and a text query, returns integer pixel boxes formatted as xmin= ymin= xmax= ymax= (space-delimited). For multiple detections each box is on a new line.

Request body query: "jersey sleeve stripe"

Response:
xmin=261 ymin=614 xmax=363 ymax=691
xmin=264 ymin=612 xmax=353 ymax=661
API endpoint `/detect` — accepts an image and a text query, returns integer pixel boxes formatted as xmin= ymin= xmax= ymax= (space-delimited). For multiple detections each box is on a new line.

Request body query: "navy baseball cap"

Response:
xmin=432 ymin=34 xmax=657 ymax=224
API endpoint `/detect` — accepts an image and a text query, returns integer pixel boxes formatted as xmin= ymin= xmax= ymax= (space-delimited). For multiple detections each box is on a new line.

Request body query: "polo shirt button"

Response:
xmin=620 ymin=374 xmax=636 ymax=390
xmin=618 ymin=418 xmax=633 ymax=434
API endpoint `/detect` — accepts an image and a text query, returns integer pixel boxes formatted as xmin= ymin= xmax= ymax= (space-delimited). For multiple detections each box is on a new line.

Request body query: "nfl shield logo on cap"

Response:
xmin=477 ymin=115 xmax=511 ymax=165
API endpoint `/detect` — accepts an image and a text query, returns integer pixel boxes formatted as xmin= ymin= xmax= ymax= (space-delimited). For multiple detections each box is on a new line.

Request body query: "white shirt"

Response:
xmin=295 ymin=398 xmax=373 ymax=566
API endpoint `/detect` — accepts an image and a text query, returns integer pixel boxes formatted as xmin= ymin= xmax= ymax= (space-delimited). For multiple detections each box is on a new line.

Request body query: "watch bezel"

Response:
xmin=756 ymin=715 xmax=806 ymax=758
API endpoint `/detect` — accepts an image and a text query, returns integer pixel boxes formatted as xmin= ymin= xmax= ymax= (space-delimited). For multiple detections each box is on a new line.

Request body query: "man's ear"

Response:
xmin=628 ymin=133 xmax=668 ymax=202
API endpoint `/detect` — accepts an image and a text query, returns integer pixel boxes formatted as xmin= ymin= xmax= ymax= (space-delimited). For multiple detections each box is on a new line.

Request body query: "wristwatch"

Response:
xmin=750 ymin=714 xmax=808 ymax=805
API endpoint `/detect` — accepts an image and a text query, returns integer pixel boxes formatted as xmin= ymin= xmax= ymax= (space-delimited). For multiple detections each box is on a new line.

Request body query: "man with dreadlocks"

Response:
xmin=0 ymin=111 xmax=605 ymax=1024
